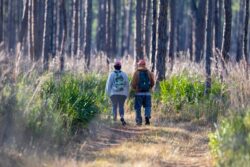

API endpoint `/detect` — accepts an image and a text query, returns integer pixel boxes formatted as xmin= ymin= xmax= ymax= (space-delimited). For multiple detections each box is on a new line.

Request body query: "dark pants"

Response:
xmin=110 ymin=95 xmax=126 ymax=120
xmin=134 ymin=95 xmax=151 ymax=124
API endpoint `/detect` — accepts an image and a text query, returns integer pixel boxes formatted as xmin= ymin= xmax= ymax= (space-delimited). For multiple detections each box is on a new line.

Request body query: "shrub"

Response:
xmin=209 ymin=109 xmax=250 ymax=167
xmin=159 ymin=74 xmax=228 ymax=121
xmin=17 ymin=72 xmax=108 ymax=142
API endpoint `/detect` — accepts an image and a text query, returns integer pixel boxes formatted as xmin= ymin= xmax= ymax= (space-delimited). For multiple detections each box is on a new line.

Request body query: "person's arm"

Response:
xmin=131 ymin=71 xmax=138 ymax=91
xmin=149 ymin=71 xmax=155 ymax=88
xmin=124 ymin=73 xmax=130 ymax=97
xmin=105 ymin=73 xmax=113 ymax=97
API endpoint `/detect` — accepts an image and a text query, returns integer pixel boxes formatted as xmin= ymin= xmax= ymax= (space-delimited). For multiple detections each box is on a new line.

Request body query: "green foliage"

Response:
xmin=17 ymin=72 xmax=108 ymax=143
xmin=209 ymin=109 xmax=250 ymax=167
xmin=159 ymin=74 xmax=228 ymax=121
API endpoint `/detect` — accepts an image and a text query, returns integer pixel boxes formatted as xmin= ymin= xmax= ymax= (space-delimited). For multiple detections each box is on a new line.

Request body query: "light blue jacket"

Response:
xmin=105 ymin=70 xmax=129 ymax=98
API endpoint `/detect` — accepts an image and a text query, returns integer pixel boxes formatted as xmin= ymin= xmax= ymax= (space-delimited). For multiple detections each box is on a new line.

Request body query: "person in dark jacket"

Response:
xmin=131 ymin=59 xmax=155 ymax=125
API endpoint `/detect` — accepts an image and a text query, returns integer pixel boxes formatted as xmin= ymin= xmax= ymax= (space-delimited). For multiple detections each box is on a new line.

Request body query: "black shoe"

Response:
xmin=120 ymin=118 xmax=126 ymax=126
xmin=145 ymin=117 xmax=150 ymax=125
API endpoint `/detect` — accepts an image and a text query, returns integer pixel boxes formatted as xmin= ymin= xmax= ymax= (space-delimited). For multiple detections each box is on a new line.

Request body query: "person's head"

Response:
xmin=137 ymin=59 xmax=146 ymax=67
xmin=114 ymin=60 xmax=121 ymax=70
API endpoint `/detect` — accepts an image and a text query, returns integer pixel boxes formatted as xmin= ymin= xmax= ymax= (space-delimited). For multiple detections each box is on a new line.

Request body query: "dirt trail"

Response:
xmin=0 ymin=114 xmax=212 ymax=167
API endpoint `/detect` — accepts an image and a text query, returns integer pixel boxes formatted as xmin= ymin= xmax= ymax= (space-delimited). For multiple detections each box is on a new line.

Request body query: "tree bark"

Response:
xmin=222 ymin=0 xmax=232 ymax=62
xmin=0 ymin=0 xmax=4 ymax=43
xmin=85 ymin=0 xmax=92 ymax=68
xmin=112 ymin=0 xmax=117 ymax=57
xmin=214 ymin=0 xmax=223 ymax=50
xmin=60 ymin=0 xmax=67 ymax=72
xmin=145 ymin=0 xmax=152 ymax=58
xmin=43 ymin=0 xmax=53 ymax=71
xmin=169 ymin=0 xmax=176 ymax=71
xmin=244 ymin=0 xmax=249 ymax=79
xmin=7 ymin=0 xmax=16 ymax=52
xmin=151 ymin=0 xmax=157 ymax=72
xmin=73 ymin=0 xmax=79 ymax=56
xmin=236 ymin=0 xmax=245 ymax=62
xmin=156 ymin=0 xmax=168 ymax=81
xmin=79 ymin=0 xmax=85 ymax=53
xmin=195 ymin=0 xmax=207 ymax=63
xmin=205 ymin=0 xmax=214 ymax=94
xmin=126 ymin=0 xmax=134 ymax=56
xmin=136 ymin=0 xmax=143 ymax=61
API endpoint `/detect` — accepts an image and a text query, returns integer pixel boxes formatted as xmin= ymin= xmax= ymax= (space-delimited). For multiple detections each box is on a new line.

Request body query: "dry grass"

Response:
xmin=0 ymin=50 xmax=250 ymax=167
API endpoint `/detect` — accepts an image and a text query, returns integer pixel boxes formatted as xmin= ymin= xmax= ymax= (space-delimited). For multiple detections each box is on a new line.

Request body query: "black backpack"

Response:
xmin=138 ymin=70 xmax=151 ymax=92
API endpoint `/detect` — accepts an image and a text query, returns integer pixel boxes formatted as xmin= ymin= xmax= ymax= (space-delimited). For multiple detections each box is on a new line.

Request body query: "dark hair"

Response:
xmin=114 ymin=65 xmax=121 ymax=70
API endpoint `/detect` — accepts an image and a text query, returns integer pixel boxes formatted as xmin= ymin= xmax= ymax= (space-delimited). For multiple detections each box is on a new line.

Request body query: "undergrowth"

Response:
xmin=16 ymin=72 xmax=108 ymax=143
xmin=158 ymin=73 xmax=229 ymax=122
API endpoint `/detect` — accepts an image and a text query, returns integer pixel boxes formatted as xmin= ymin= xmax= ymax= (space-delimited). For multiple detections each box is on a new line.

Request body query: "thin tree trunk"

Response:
xmin=85 ymin=0 xmax=92 ymax=68
xmin=43 ymin=0 xmax=53 ymax=71
xmin=60 ymin=0 xmax=67 ymax=72
xmin=195 ymin=0 xmax=207 ymax=63
xmin=73 ymin=0 xmax=79 ymax=56
xmin=244 ymin=0 xmax=249 ymax=79
xmin=145 ymin=0 xmax=151 ymax=58
xmin=28 ymin=0 xmax=34 ymax=60
xmin=169 ymin=0 xmax=176 ymax=71
xmin=156 ymin=0 xmax=168 ymax=81
xmin=136 ymin=0 xmax=143 ymax=61
xmin=236 ymin=0 xmax=245 ymax=62
xmin=151 ymin=0 xmax=157 ymax=72
xmin=205 ymin=0 xmax=214 ymax=94
xmin=120 ymin=1 xmax=128 ymax=57
xmin=214 ymin=0 xmax=223 ymax=50
xmin=126 ymin=0 xmax=134 ymax=56
xmin=107 ymin=0 xmax=112 ymax=64
xmin=222 ymin=0 xmax=232 ymax=62
xmin=0 ymin=0 xmax=4 ymax=43
xmin=112 ymin=0 xmax=117 ymax=57
xmin=79 ymin=0 xmax=85 ymax=53
xmin=7 ymin=0 xmax=16 ymax=52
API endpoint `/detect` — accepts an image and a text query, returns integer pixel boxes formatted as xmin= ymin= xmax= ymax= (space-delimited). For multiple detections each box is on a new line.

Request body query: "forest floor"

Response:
xmin=0 ymin=112 xmax=212 ymax=167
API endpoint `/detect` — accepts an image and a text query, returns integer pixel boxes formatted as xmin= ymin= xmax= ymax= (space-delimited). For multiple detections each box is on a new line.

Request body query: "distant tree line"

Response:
xmin=0 ymin=0 xmax=249 ymax=85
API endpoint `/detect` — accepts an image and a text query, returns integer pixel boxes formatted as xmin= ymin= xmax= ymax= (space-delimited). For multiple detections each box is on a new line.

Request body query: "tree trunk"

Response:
xmin=169 ymin=0 xmax=176 ymax=71
xmin=73 ymin=0 xmax=79 ymax=56
xmin=19 ymin=0 xmax=29 ymax=46
xmin=79 ymin=0 xmax=85 ymax=53
xmin=244 ymin=0 xmax=249 ymax=79
xmin=28 ymin=0 xmax=34 ymax=60
xmin=156 ymin=0 xmax=168 ymax=81
xmin=205 ymin=0 xmax=214 ymax=94
xmin=176 ymin=0 xmax=185 ymax=53
xmin=120 ymin=1 xmax=128 ymax=57
xmin=106 ymin=0 xmax=112 ymax=64
xmin=222 ymin=0 xmax=232 ymax=62
xmin=236 ymin=0 xmax=245 ymax=62
xmin=0 ymin=0 xmax=3 ymax=43
xmin=43 ymin=0 xmax=53 ymax=71
xmin=214 ymin=0 xmax=223 ymax=50
xmin=7 ymin=0 xmax=16 ymax=52
xmin=195 ymin=0 xmax=207 ymax=63
xmin=151 ymin=0 xmax=157 ymax=72
xmin=112 ymin=0 xmax=117 ymax=57
xmin=85 ymin=0 xmax=92 ymax=68
xmin=126 ymin=0 xmax=134 ymax=56
xmin=145 ymin=0 xmax=152 ymax=58
xmin=60 ymin=0 xmax=67 ymax=72
xmin=136 ymin=0 xmax=143 ymax=61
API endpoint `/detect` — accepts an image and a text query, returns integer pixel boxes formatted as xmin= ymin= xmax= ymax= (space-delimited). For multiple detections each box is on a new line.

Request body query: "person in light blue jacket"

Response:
xmin=105 ymin=60 xmax=129 ymax=126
